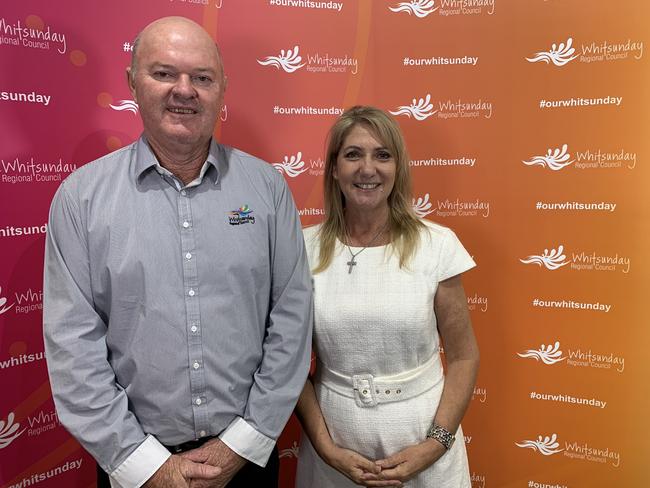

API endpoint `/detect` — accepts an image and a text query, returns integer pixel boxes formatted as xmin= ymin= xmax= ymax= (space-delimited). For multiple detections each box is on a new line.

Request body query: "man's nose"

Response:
xmin=172 ymin=74 xmax=196 ymax=98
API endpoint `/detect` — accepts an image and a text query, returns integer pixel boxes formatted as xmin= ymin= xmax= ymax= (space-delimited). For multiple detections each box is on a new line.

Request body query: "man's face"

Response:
xmin=128 ymin=22 xmax=225 ymax=150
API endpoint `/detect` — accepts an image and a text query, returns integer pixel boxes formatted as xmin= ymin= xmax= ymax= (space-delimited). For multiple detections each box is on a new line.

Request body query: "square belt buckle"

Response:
xmin=352 ymin=374 xmax=378 ymax=408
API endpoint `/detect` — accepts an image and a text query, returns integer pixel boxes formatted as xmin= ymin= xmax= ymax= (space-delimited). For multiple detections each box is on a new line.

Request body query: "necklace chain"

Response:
xmin=345 ymin=222 xmax=388 ymax=274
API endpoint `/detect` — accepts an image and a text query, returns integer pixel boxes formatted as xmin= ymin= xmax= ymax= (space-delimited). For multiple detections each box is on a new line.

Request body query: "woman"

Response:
xmin=295 ymin=106 xmax=479 ymax=487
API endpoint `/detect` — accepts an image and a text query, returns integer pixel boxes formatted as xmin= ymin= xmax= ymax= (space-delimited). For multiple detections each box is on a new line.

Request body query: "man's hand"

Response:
xmin=181 ymin=438 xmax=247 ymax=488
xmin=143 ymin=454 xmax=222 ymax=488
xmin=370 ymin=439 xmax=446 ymax=484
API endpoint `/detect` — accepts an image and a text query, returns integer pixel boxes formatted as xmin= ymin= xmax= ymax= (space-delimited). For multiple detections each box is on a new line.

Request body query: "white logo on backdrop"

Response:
xmin=523 ymin=144 xmax=574 ymax=171
xmin=0 ymin=287 xmax=15 ymax=315
xmin=257 ymin=46 xmax=305 ymax=73
xmin=109 ymin=99 xmax=139 ymax=114
xmin=220 ymin=105 xmax=228 ymax=122
xmin=389 ymin=0 xmax=438 ymax=18
xmin=0 ymin=412 xmax=26 ymax=449
xmin=273 ymin=152 xmax=308 ymax=178
xmin=279 ymin=441 xmax=300 ymax=459
xmin=412 ymin=193 xmax=434 ymax=217
xmin=517 ymin=341 xmax=566 ymax=365
xmin=516 ymin=434 xmax=564 ymax=456
xmin=390 ymin=94 xmax=436 ymax=121
xmin=526 ymin=38 xmax=578 ymax=66
xmin=520 ymin=245 xmax=570 ymax=270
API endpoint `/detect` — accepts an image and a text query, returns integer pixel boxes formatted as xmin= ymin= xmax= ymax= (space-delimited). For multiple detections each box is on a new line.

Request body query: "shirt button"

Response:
xmin=188 ymin=289 xmax=195 ymax=297
xmin=181 ymin=190 xmax=187 ymax=196
xmin=199 ymin=430 xmax=207 ymax=437
xmin=185 ymin=252 xmax=192 ymax=260
xmin=191 ymin=325 xmax=198 ymax=333
xmin=182 ymin=221 xmax=190 ymax=228
xmin=193 ymin=361 xmax=200 ymax=370
xmin=195 ymin=398 xmax=202 ymax=406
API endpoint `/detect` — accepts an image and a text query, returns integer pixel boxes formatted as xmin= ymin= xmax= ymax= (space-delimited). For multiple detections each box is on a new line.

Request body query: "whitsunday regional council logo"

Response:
xmin=273 ymin=152 xmax=307 ymax=177
xmin=526 ymin=37 xmax=643 ymax=66
xmin=389 ymin=0 xmax=495 ymax=17
xmin=0 ymin=286 xmax=15 ymax=315
xmin=0 ymin=285 xmax=42 ymax=315
xmin=1 ymin=156 xmax=76 ymax=184
xmin=272 ymin=152 xmax=324 ymax=177
xmin=516 ymin=433 xmax=621 ymax=467
xmin=0 ymin=17 xmax=67 ymax=54
xmin=411 ymin=193 xmax=489 ymax=218
xmin=0 ymin=412 xmax=26 ymax=449
xmin=257 ymin=45 xmax=358 ymax=74
xmin=390 ymin=94 xmax=492 ymax=120
xmin=520 ymin=245 xmax=630 ymax=273
xmin=110 ymin=99 xmax=138 ymax=114
xmin=523 ymin=144 xmax=637 ymax=171
xmin=517 ymin=340 xmax=625 ymax=372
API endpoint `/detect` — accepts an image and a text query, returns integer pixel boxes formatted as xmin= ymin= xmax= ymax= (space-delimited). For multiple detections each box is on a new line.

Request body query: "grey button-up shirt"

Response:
xmin=43 ymin=137 xmax=312 ymax=484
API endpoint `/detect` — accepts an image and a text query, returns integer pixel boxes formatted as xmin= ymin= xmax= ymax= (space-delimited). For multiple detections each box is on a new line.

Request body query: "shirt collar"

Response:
xmin=134 ymin=136 xmax=222 ymax=187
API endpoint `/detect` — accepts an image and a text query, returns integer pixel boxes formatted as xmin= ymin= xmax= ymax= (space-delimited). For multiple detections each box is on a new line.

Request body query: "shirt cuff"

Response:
xmin=109 ymin=435 xmax=171 ymax=488
xmin=218 ymin=417 xmax=275 ymax=467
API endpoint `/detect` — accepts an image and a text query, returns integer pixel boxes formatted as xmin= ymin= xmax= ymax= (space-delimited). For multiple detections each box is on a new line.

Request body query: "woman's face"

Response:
xmin=334 ymin=124 xmax=397 ymax=214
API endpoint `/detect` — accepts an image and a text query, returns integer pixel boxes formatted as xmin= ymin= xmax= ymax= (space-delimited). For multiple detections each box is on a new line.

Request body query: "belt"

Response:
xmin=164 ymin=435 xmax=215 ymax=454
xmin=315 ymin=353 xmax=443 ymax=408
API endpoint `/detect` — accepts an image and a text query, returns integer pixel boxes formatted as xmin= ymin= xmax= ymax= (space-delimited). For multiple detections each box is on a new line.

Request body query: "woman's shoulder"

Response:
xmin=418 ymin=218 xmax=456 ymax=242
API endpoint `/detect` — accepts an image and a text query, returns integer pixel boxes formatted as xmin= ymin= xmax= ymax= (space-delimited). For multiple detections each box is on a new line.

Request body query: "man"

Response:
xmin=43 ymin=17 xmax=312 ymax=488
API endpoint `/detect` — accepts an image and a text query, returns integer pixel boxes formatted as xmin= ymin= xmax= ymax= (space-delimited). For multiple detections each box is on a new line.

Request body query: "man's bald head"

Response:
xmin=130 ymin=17 xmax=224 ymax=81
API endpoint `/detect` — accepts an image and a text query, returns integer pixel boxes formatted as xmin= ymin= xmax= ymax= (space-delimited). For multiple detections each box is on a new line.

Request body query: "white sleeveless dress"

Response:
xmin=295 ymin=220 xmax=475 ymax=488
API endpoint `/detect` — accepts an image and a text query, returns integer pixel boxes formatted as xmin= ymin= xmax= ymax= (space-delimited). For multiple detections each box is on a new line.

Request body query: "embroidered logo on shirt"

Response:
xmin=228 ymin=205 xmax=255 ymax=225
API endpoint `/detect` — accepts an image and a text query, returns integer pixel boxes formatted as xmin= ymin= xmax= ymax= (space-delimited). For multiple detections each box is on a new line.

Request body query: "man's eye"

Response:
xmin=193 ymin=75 xmax=213 ymax=84
xmin=153 ymin=71 xmax=173 ymax=80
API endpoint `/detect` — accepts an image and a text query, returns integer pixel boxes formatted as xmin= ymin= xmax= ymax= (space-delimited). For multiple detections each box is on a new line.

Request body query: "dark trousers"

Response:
xmin=97 ymin=444 xmax=279 ymax=487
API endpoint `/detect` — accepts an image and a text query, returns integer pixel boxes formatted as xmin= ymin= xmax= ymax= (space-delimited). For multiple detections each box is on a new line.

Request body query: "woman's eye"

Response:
xmin=376 ymin=151 xmax=392 ymax=160
xmin=344 ymin=151 xmax=360 ymax=159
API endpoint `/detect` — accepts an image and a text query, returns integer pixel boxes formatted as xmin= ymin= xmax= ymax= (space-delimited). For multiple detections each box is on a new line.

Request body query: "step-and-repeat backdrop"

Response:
xmin=1 ymin=1 xmax=648 ymax=487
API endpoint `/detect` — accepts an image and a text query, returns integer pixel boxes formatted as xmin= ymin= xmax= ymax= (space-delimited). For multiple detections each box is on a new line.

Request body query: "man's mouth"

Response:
xmin=167 ymin=107 xmax=197 ymax=114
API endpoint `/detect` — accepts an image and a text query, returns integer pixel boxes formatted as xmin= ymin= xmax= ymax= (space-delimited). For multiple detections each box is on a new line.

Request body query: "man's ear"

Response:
xmin=126 ymin=67 xmax=137 ymax=102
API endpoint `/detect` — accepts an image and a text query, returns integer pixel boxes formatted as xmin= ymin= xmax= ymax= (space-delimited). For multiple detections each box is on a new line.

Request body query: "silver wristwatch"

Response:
xmin=426 ymin=424 xmax=455 ymax=450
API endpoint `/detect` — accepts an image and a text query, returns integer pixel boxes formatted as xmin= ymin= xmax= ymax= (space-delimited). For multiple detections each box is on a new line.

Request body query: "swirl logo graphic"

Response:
xmin=279 ymin=441 xmax=300 ymax=459
xmin=526 ymin=38 xmax=578 ymax=67
xmin=516 ymin=433 xmax=564 ymax=456
xmin=520 ymin=245 xmax=570 ymax=270
xmin=109 ymin=99 xmax=139 ymax=114
xmin=220 ymin=105 xmax=228 ymax=122
xmin=257 ymin=46 xmax=305 ymax=73
xmin=273 ymin=152 xmax=308 ymax=178
xmin=389 ymin=0 xmax=438 ymax=18
xmin=412 ymin=193 xmax=434 ymax=217
xmin=230 ymin=205 xmax=253 ymax=217
xmin=0 ymin=287 xmax=15 ymax=315
xmin=390 ymin=94 xmax=437 ymax=121
xmin=523 ymin=144 xmax=574 ymax=171
xmin=0 ymin=412 xmax=26 ymax=449
xmin=517 ymin=341 xmax=566 ymax=365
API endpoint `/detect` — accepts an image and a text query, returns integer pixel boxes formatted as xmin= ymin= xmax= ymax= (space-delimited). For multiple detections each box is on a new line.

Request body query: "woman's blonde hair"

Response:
xmin=314 ymin=105 xmax=424 ymax=273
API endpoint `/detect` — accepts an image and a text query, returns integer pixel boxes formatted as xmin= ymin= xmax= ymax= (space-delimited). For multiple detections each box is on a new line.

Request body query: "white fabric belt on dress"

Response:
xmin=315 ymin=354 xmax=443 ymax=408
